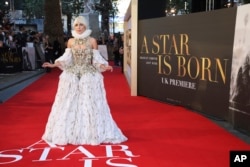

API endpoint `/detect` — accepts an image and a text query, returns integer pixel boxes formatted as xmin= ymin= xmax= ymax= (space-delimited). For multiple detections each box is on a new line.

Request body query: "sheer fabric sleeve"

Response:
xmin=92 ymin=49 xmax=108 ymax=72
xmin=55 ymin=48 xmax=73 ymax=70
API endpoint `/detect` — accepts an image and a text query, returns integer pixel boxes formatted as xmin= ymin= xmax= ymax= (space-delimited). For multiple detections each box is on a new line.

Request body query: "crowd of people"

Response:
xmin=0 ymin=25 xmax=68 ymax=71
xmin=96 ymin=31 xmax=124 ymax=71
xmin=0 ymin=24 xmax=124 ymax=73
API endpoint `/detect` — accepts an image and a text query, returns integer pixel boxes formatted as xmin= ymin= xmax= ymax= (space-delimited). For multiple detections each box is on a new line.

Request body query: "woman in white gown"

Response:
xmin=42 ymin=16 xmax=127 ymax=145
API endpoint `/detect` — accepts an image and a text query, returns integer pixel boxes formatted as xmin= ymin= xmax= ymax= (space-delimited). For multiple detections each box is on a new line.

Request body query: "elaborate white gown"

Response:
xmin=42 ymin=30 xmax=127 ymax=145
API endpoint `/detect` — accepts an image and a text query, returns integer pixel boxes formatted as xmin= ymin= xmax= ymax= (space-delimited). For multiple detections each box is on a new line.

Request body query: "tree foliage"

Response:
xmin=19 ymin=0 xmax=118 ymax=36
xmin=44 ymin=0 xmax=64 ymax=49
xmin=95 ymin=0 xmax=117 ymax=34
xmin=61 ymin=0 xmax=86 ymax=35
xmin=23 ymin=0 xmax=44 ymax=19
xmin=60 ymin=0 xmax=118 ymax=35
xmin=243 ymin=0 xmax=250 ymax=3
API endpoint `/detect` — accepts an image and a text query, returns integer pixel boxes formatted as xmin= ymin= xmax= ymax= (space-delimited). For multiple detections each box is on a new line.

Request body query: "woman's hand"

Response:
xmin=42 ymin=62 xmax=56 ymax=68
xmin=100 ymin=64 xmax=113 ymax=72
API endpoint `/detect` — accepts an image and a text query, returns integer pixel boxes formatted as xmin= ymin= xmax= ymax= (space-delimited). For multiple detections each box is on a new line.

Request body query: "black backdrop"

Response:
xmin=137 ymin=8 xmax=237 ymax=120
xmin=137 ymin=0 xmax=250 ymax=136
xmin=138 ymin=0 xmax=229 ymax=20
xmin=138 ymin=0 xmax=166 ymax=20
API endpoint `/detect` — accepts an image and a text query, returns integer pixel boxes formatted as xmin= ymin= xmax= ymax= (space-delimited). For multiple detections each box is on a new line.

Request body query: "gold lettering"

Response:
xmin=176 ymin=56 xmax=226 ymax=83
xmin=177 ymin=56 xmax=186 ymax=77
xmin=214 ymin=58 xmax=228 ymax=84
xmin=158 ymin=55 xmax=171 ymax=75
xmin=152 ymin=35 xmax=160 ymax=54
xmin=201 ymin=57 xmax=215 ymax=82
xmin=140 ymin=36 xmax=149 ymax=54
xmin=160 ymin=34 xmax=170 ymax=54
xmin=0 ymin=52 xmax=21 ymax=63
xmin=168 ymin=34 xmax=179 ymax=55
xmin=180 ymin=34 xmax=190 ymax=55
xmin=187 ymin=56 xmax=199 ymax=79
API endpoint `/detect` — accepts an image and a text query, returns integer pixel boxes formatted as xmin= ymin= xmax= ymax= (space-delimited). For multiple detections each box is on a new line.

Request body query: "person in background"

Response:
xmin=7 ymin=31 xmax=17 ymax=51
xmin=231 ymin=52 xmax=250 ymax=109
xmin=119 ymin=34 xmax=124 ymax=73
xmin=0 ymin=28 xmax=4 ymax=48
xmin=53 ymin=37 xmax=62 ymax=60
xmin=15 ymin=26 xmax=27 ymax=70
xmin=43 ymin=34 xmax=54 ymax=72
xmin=113 ymin=44 xmax=120 ymax=66
xmin=41 ymin=16 xmax=127 ymax=145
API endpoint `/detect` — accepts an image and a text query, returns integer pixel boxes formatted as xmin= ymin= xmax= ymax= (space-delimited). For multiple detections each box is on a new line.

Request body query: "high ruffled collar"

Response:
xmin=71 ymin=29 xmax=92 ymax=39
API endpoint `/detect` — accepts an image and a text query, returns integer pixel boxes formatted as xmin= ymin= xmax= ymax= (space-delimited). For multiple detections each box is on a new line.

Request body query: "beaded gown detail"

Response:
xmin=42 ymin=31 xmax=127 ymax=145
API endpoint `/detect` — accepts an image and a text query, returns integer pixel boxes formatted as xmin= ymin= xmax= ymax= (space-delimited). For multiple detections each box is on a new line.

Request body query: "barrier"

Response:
xmin=0 ymin=47 xmax=22 ymax=73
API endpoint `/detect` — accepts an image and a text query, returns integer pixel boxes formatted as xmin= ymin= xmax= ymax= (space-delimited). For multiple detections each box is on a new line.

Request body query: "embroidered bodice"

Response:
xmin=66 ymin=36 xmax=97 ymax=78
xmin=72 ymin=37 xmax=93 ymax=66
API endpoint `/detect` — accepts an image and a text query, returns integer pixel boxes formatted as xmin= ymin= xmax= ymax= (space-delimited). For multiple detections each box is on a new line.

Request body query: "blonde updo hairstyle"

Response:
xmin=73 ymin=16 xmax=89 ymax=29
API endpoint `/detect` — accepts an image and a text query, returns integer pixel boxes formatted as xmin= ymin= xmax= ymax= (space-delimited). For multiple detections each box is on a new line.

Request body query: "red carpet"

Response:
xmin=0 ymin=66 xmax=249 ymax=167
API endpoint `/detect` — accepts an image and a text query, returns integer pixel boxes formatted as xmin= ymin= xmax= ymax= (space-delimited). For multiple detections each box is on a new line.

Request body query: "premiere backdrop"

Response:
xmin=137 ymin=8 xmax=237 ymax=120
xmin=229 ymin=4 xmax=250 ymax=134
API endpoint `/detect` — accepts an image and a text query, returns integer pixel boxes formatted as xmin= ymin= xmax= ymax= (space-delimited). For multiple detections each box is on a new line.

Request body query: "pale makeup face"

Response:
xmin=74 ymin=23 xmax=86 ymax=34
